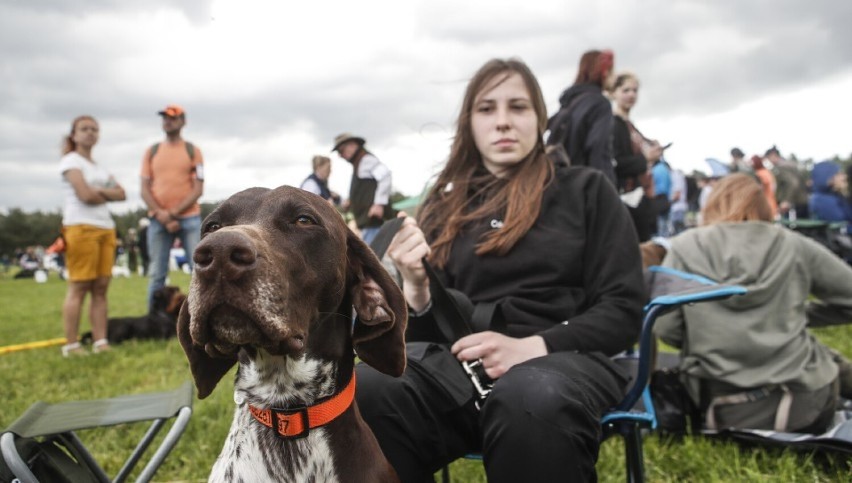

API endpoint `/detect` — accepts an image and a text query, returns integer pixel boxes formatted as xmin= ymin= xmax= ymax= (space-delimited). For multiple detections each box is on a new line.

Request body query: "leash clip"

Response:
xmin=462 ymin=358 xmax=494 ymax=410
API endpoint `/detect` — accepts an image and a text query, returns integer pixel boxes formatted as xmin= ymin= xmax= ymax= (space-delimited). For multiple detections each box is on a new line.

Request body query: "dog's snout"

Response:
xmin=193 ymin=230 xmax=258 ymax=281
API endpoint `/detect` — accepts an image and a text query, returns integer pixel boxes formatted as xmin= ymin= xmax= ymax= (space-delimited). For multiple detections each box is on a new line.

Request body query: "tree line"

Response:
xmin=0 ymin=203 xmax=221 ymax=259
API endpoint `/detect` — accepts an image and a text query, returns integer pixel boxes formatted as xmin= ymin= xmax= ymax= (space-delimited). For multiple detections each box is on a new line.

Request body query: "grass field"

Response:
xmin=1 ymin=269 xmax=850 ymax=482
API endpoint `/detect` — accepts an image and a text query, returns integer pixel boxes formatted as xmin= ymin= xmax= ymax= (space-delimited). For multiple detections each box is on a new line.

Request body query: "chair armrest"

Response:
xmin=615 ymin=267 xmax=746 ymax=412
xmin=647 ymin=285 xmax=747 ymax=309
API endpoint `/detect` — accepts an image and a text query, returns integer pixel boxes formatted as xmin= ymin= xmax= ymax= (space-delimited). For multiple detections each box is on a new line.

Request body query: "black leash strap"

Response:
xmin=421 ymin=260 xmax=473 ymax=342
xmin=368 ymin=217 xmax=404 ymax=260
xmin=368 ymin=219 xmax=473 ymax=343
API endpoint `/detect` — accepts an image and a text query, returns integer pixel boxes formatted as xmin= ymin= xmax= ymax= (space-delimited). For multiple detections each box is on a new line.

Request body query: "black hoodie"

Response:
xmin=547 ymin=83 xmax=615 ymax=184
xmin=407 ymin=165 xmax=644 ymax=356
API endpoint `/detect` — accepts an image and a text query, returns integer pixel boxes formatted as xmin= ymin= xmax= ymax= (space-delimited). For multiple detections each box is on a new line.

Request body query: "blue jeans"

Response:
xmin=147 ymin=215 xmax=201 ymax=309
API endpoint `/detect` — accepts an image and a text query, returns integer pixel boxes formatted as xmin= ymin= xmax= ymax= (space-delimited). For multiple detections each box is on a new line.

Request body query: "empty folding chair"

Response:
xmin=1 ymin=381 xmax=193 ymax=483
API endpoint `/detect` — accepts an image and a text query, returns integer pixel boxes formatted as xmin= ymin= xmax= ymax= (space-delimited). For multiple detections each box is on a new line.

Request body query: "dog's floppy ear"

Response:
xmin=348 ymin=230 xmax=408 ymax=377
xmin=177 ymin=300 xmax=237 ymax=399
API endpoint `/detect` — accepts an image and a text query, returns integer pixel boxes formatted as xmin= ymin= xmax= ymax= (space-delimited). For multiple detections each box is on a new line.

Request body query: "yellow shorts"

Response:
xmin=63 ymin=225 xmax=116 ymax=282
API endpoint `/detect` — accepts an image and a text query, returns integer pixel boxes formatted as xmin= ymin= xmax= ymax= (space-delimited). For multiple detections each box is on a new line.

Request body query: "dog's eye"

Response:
xmin=205 ymin=222 xmax=221 ymax=233
xmin=295 ymin=215 xmax=316 ymax=226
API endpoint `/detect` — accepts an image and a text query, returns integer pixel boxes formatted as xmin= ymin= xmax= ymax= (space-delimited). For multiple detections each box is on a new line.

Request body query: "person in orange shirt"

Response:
xmin=140 ymin=105 xmax=204 ymax=309
xmin=751 ymin=154 xmax=778 ymax=219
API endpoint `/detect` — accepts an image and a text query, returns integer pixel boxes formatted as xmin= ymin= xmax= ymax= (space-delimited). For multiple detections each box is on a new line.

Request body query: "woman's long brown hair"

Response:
xmin=418 ymin=58 xmax=554 ymax=268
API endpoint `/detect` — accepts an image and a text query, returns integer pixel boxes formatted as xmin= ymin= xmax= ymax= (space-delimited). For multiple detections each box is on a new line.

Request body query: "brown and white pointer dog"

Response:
xmin=177 ymin=186 xmax=407 ymax=483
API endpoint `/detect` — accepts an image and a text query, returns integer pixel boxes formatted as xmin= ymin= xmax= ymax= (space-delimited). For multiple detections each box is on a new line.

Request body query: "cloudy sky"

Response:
xmin=2 ymin=0 xmax=850 ymax=214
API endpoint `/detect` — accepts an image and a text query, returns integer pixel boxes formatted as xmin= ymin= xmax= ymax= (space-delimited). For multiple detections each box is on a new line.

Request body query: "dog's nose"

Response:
xmin=193 ymin=231 xmax=257 ymax=281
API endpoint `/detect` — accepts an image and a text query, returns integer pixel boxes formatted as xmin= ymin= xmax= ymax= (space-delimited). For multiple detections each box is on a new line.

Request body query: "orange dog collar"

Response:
xmin=248 ymin=371 xmax=356 ymax=439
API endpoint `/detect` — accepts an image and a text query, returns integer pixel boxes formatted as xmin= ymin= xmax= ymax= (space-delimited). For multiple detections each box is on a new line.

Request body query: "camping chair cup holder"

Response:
xmin=2 ymin=382 xmax=193 ymax=483
xmin=441 ymin=266 xmax=747 ymax=483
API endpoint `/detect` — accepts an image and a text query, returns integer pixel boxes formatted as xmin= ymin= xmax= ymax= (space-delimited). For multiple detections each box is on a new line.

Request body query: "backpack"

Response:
xmin=545 ymin=110 xmax=572 ymax=166
xmin=148 ymin=141 xmax=195 ymax=161
xmin=0 ymin=434 xmax=101 ymax=483
xmin=544 ymin=93 xmax=591 ymax=166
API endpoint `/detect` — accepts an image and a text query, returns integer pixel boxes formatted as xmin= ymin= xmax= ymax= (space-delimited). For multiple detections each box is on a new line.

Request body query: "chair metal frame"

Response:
xmin=1 ymin=381 xmax=194 ymax=483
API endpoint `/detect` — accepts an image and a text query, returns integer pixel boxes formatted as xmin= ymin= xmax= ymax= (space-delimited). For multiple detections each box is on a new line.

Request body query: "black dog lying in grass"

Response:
xmin=82 ymin=286 xmax=187 ymax=345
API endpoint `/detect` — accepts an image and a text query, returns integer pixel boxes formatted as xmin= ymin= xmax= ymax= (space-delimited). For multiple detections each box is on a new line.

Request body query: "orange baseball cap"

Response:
xmin=157 ymin=105 xmax=185 ymax=117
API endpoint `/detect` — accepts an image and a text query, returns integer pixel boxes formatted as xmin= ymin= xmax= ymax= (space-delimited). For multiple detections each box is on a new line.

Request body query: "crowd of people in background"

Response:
xmin=691 ymin=145 xmax=852 ymax=250
xmin=35 ymin=103 xmax=402 ymax=358
xmin=9 ymin=50 xmax=846 ymax=360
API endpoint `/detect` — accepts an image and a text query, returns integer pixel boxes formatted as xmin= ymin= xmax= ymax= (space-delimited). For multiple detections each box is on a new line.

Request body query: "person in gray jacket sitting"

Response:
xmin=655 ymin=173 xmax=852 ymax=433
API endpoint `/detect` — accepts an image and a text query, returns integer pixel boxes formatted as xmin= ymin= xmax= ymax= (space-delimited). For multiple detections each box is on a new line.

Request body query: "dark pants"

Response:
xmin=356 ymin=350 xmax=627 ymax=483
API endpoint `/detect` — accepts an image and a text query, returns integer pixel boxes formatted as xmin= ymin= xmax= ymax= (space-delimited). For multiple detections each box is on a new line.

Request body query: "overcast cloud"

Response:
xmin=1 ymin=0 xmax=850 ymax=214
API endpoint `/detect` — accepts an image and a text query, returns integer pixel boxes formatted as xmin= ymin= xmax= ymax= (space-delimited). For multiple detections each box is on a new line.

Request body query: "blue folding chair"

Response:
xmin=600 ymin=266 xmax=746 ymax=482
xmin=441 ymin=266 xmax=747 ymax=483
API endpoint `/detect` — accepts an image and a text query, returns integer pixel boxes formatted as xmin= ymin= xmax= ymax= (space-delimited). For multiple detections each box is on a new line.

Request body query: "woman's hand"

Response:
xmin=387 ymin=213 xmax=431 ymax=311
xmin=451 ymin=332 xmax=547 ymax=379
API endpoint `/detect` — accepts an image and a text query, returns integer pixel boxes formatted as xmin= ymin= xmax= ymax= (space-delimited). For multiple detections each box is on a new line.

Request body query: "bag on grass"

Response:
xmin=0 ymin=434 xmax=100 ymax=483
xmin=649 ymin=366 xmax=700 ymax=435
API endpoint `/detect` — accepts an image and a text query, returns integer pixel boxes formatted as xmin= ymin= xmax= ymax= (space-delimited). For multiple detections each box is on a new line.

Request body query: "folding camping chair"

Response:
xmin=1 ymin=381 xmax=193 ymax=483
xmin=441 ymin=266 xmax=747 ymax=483
xmin=599 ymin=266 xmax=746 ymax=482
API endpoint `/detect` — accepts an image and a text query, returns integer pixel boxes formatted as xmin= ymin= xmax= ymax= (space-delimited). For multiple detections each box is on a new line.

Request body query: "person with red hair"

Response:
xmin=546 ymin=49 xmax=617 ymax=183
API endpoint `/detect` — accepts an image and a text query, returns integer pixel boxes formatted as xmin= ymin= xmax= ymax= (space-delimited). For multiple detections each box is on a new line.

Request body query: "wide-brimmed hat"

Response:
xmin=332 ymin=133 xmax=365 ymax=152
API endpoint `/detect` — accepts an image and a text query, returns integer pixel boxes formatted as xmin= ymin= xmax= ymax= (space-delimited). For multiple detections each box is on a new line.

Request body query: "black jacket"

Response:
xmin=408 ymin=165 xmax=644 ymax=356
xmin=611 ymin=116 xmax=650 ymax=186
xmin=547 ymin=84 xmax=615 ymax=184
